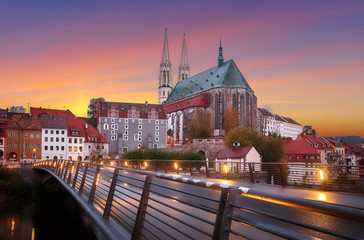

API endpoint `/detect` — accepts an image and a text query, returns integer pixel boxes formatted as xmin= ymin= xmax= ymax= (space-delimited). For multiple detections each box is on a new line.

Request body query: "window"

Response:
xmin=69 ymin=138 xmax=72 ymax=143
xmin=14 ymin=143 xmax=18 ymax=148
xmin=79 ymin=138 xmax=83 ymax=144
xmin=112 ymin=124 xmax=118 ymax=130
xmin=61 ymin=138 xmax=65 ymax=142
xmin=138 ymin=125 xmax=142 ymax=130
xmin=62 ymin=130 xmax=65 ymax=135
xmin=30 ymin=143 xmax=34 ymax=148
xmin=56 ymin=146 xmax=59 ymax=151
xmin=153 ymin=144 xmax=158 ymax=149
xmin=123 ymin=136 xmax=128 ymax=141
xmin=24 ymin=133 xmax=28 ymax=139
xmin=36 ymin=144 xmax=40 ymax=148
xmin=61 ymin=146 xmax=64 ymax=151
xmin=104 ymin=123 xmax=109 ymax=130
xmin=124 ymin=130 xmax=128 ymax=135
xmin=45 ymin=137 xmax=48 ymax=142
xmin=79 ymin=147 xmax=83 ymax=152
xmin=24 ymin=143 xmax=28 ymax=148
xmin=155 ymin=137 xmax=159 ymax=142
xmin=125 ymin=119 xmax=128 ymax=123
xmin=15 ymin=133 xmax=18 ymax=138
xmin=134 ymin=134 xmax=138 ymax=141
xmin=74 ymin=138 xmax=77 ymax=144
xmin=50 ymin=146 xmax=53 ymax=151
xmin=111 ymin=130 xmax=116 ymax=134
xmin=36 ymin=134 xmax=40 ymax=139
xmin=138 ymin=131 xmax=142 ymax=135
xmin=44 ymin=146 xmax=48 ymax=151
xmin=56 ymin=130 xmax=59 ymax=134
xmin=155 ymin=126 xmax=159 ymax=130
xmin=8 ymin=143 xmax=12 ymax=147
xmin=125 ymin=124 xmax=129 ymax=129
xmin=156 ymin=120 xmax=159 ymax=125
xmin=50 ymin=137 xmax=54 ymax=142
xmin=122 ymin=147 xmax=128 ymax=154
xmin=45 ymin=130 xmax=48 ymax=134
xmin=8 ymin=133 xmax=12 ymax=138
xmin=155 ymin=131 xmax=159 ymax=136
xmin=50 ymin=130 xmax=54 ymax=134
xmin=68 ymin=146 xmax=72 ymax=152
xmin=138 ymin=119 xmax=142 ymax=124
xmin=56 ymin=137 xmax=59 ymax=142
xmin=111 ymin=135 xmax=117 ymax=141
xmin=33 ymin=153 xmax=37 ymax=158
xmin=74 ymin=146 xmax=78 ymax=152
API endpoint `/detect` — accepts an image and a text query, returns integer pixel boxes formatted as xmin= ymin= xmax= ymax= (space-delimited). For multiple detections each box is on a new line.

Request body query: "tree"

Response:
xmin=225 ymin=127 xmax=284 ymax=163
xmin=87 ymin=97 xmax=105 ymax=128
xmin=223 ymin=107 xmax=239 ymax=133
xmin=188 ymin=109 xmax=213 ymax=139
xmin=89 ymin=141 xmax=108 ymax=162
xmin=9 ymin=106 xmax=26 ymax=113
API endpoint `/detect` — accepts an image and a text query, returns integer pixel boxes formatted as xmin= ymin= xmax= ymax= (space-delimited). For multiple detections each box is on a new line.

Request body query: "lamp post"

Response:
xmin=33 ymin=148 xmax=36 ymax=163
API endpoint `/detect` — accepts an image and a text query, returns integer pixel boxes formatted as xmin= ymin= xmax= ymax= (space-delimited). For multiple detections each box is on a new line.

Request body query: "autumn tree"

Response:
xmin=223 ymin=107 xmax=239 ymax=133
xmin=9 ymin=106 xmax=26 ymax=113
xmin=87 ymin=97 xmax=105 ymax=128
xmin=188 ymin=109 xmax=213 ymax=139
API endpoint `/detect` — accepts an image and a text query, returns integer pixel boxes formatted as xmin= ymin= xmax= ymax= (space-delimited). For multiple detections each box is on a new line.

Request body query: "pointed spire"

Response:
xmin=218 ymin=37 xmax=224 ymax=67
xmin=178 ymin=33 xmax=190 ymax=82
xmin=161 ymin=28 xmax=171 ymax=63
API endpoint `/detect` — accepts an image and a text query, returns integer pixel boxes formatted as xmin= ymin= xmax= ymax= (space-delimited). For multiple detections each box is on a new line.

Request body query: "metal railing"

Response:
xmin=33 ymin=160 xmax=364 ymax=240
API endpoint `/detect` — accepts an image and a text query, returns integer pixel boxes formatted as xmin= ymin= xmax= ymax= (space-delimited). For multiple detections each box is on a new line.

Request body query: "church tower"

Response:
xmin=158 ymin=28 xmax=173 ymax=104
xmin=178 ymin=33 xmax=190 ymax=82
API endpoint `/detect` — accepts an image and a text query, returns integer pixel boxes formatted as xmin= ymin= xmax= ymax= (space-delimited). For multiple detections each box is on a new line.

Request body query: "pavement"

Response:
xmin=171 ymin=172 xmax=364 ymax=210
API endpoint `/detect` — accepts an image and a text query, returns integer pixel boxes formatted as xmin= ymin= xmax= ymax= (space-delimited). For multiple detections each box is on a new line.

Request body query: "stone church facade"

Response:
xmin=158 ymin=32 xmax=257 ymax=143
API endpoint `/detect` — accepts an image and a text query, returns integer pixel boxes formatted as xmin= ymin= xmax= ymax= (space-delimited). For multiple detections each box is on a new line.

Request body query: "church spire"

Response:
xmin=178 ymin=33 xmax=190 ymax=82
xmin=158 ymin=28 xmax=173 ymax=104
xmin=217 ymin=38 xmax=224 ymax=67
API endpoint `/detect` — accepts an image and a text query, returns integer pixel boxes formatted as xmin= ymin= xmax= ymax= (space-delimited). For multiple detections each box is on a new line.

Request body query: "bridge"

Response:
xmin=33 ymin=160 xmax=364 ymax=240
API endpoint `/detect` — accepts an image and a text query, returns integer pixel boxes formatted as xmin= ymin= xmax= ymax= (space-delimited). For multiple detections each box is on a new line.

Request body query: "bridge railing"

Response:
xmin=34 ymin=160 xmax=364 ymax=240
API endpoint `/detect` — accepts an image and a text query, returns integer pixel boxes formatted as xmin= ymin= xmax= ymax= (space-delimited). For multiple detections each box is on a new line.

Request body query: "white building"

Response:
xmin=216 ymin=145 xmax=261 ymax=172
xmin=41 ymin=115 xmax=67 ymax=160
xmin=274 ymin=114 xmax=302 ymax=140
xmin=257 ymin=108 xmax=275 ymax=136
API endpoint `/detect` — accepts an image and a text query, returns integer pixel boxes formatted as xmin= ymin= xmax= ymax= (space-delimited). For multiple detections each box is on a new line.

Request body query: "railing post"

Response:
xmin=72 ymin=162 xmax=81 ymax=188
xmin=67 ymin=162 xmax=74 ymax=185
xmin=132 ymin=174 xmax=154 ymax=239
xmin=189 ymin=161 xmax=193 ymax=176
xmin=248 ymin=163 xmax=255 ymax=183
xmin=205 ymin=158 xmax=210 ymax=178
xmin=103 ymin=168 xmax=119 ymax=219
xmin=63 ymin=161 xmax=70 ymax=180
xmin=213 ymin=188 xmax=239 ymax=240
xmin=279 ymin=164 xmax=286 ymax=186
xmin=88 ymin=165 xmax=101 ymax=204
xmin=79 ymin=164 xmax=89 ymax=194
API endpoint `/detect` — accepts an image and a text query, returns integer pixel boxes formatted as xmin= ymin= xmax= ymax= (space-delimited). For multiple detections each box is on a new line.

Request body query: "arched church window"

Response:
xmin=233 ymin=94 xmax=237 ymax=107
xmin=221 ymin=94 xmax=225 ymax=126
xmin=163 ymin=90 xmax=165 ymax=96
xmin=215 ymin=94 xmax=219 ymax=129
xmin=104 ymin=123 xmax=109 ymax=130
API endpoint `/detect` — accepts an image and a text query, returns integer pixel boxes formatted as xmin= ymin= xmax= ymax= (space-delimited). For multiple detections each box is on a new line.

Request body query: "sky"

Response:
xmin=1 ymin=0 xmax=364 ymax=137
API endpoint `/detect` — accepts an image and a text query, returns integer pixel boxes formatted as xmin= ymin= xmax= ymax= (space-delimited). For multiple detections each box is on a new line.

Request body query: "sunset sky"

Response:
xmin=1 ymin=1 xmax=364 ymax=136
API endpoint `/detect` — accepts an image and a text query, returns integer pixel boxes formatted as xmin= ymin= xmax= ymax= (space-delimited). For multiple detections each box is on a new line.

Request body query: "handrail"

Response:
xmin=33 ymin=160 xmax=364 ymax=240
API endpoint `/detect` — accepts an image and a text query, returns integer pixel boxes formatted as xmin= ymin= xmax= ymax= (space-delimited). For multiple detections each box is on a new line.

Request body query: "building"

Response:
xmin=97 ymin=100 xmax=167 ymax=155
xmin=216 ymin=144 xmax=261 ymax=172
xmin=298 ymin=134 xmax=334 ymax=164
xmin=274 ymin=114 xmax=302 ymax=140
xmin=257 ymin=108 xmax=275 ymax=136
xmin=323 ymin=137 xmax=345 ymax=165
xmin=31 ymin=107 xmax=109 ymax=161
xmin=41 ymin=115 xmax=67 ymax=160
xmin=5 ymin=114 xmax=42 ymax=161
xmin=283 ymin=138 xmax=321 ymax=185
xmin=164 ymin=39 xmax=257 ymax=142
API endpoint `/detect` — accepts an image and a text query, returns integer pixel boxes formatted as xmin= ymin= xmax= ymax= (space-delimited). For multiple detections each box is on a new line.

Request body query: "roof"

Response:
xmin=8 ymin=114 xmax=42 ymax=130
xmin=217 ymin=146 xmax=253 ymax=159
xmin=283 ymin=139 xmax=320 ymax=162
xmin=275 ymin=114 xmax=301 ymax=126
xmin=41 ymin=115 xmax=67 ymax=129
xmin=298 ymin=134 xmax=333 ymax=150
xmin=324 ymin=137 xmax=343 ymax=147
xmin=257 ymin=108 xmax=274 ymax=117
xmin=31 ymin=107 xmax=108 ymax=144
xmin=165 ymin=59 xmax=253 ymax=104
xmin=98 ymin=101 xmax=166 ymax=119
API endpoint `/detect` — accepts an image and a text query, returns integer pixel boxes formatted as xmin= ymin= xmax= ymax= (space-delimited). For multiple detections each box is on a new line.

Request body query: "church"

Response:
xmin=158 ymin=29 xmax=258 ymax=143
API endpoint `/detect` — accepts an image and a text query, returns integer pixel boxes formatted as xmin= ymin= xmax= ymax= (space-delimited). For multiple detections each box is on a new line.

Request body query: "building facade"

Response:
xmin=41 ymin=115 xmax=67 ymax=160
xmin=97 ymin=101 xmax=167 ymax=155
xmin=274 ymin=114 xmax=302 ymax=140
xmin=257 ymin=108 xmax=275 ymax=136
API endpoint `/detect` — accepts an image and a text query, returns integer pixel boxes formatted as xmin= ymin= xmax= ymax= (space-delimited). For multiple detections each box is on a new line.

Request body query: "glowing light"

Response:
xmin=144 ymin=161 xmax=148 ymax=167
xmin=53 ymin=162 xmax=56 ymax=167
xmin=174 ymin=162 xmax=178 ymax=169
xmin=10 ymin=217 xmax=15 ymax=236
xmin=100 ymin=161 xmax=103 ymax=165
xmin=319 ymin=170 xmax=324 ymax=180
xmin=222 ymin=180 xmax=229 ymax=185
xmin=318 ymin=193 xmax=326 ymax=201
xmin=124 ymin=161 xmax=128 ymax=167
xmin=31 ymin=228 xmax=35 ymax=240
xmin=71 ymin=166 xmax=75 ymax=174
xmin=224 ymin=164 xmax=228 ymax=173
xmin=95 ymin=173 xmax=100 ymax=185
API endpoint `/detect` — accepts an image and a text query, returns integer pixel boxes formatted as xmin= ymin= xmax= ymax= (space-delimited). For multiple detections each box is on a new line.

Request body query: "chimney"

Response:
xmin=232 ymin=141 xmax=240 ymax=151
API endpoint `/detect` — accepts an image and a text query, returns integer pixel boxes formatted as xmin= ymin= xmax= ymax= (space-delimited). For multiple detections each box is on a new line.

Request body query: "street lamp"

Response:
xmin=174 ymin=162 xmax=179 ymax=174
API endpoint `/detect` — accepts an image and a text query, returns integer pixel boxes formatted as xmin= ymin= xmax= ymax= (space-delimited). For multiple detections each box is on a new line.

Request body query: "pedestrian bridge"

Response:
xmin=33 ymin=160 xmax=364 ymax=240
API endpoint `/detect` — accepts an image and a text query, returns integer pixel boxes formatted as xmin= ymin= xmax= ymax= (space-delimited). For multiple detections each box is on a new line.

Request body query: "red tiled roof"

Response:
xmin=283 ymin=139 xmax=320 ymax=162
xmin=275 ymin=114 xmax=301 ymax=126
xmin=217 ymin=146 xmax=253 ymax=159
xmin=165 ymin=93 xmax=210 ymax=113
xmin=298 ymin=134 xmax=333 ymax=150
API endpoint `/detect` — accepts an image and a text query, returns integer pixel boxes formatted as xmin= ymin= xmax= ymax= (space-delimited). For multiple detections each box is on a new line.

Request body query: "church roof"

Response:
xmin=165 ymin=59 xmax=253 ymax=104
